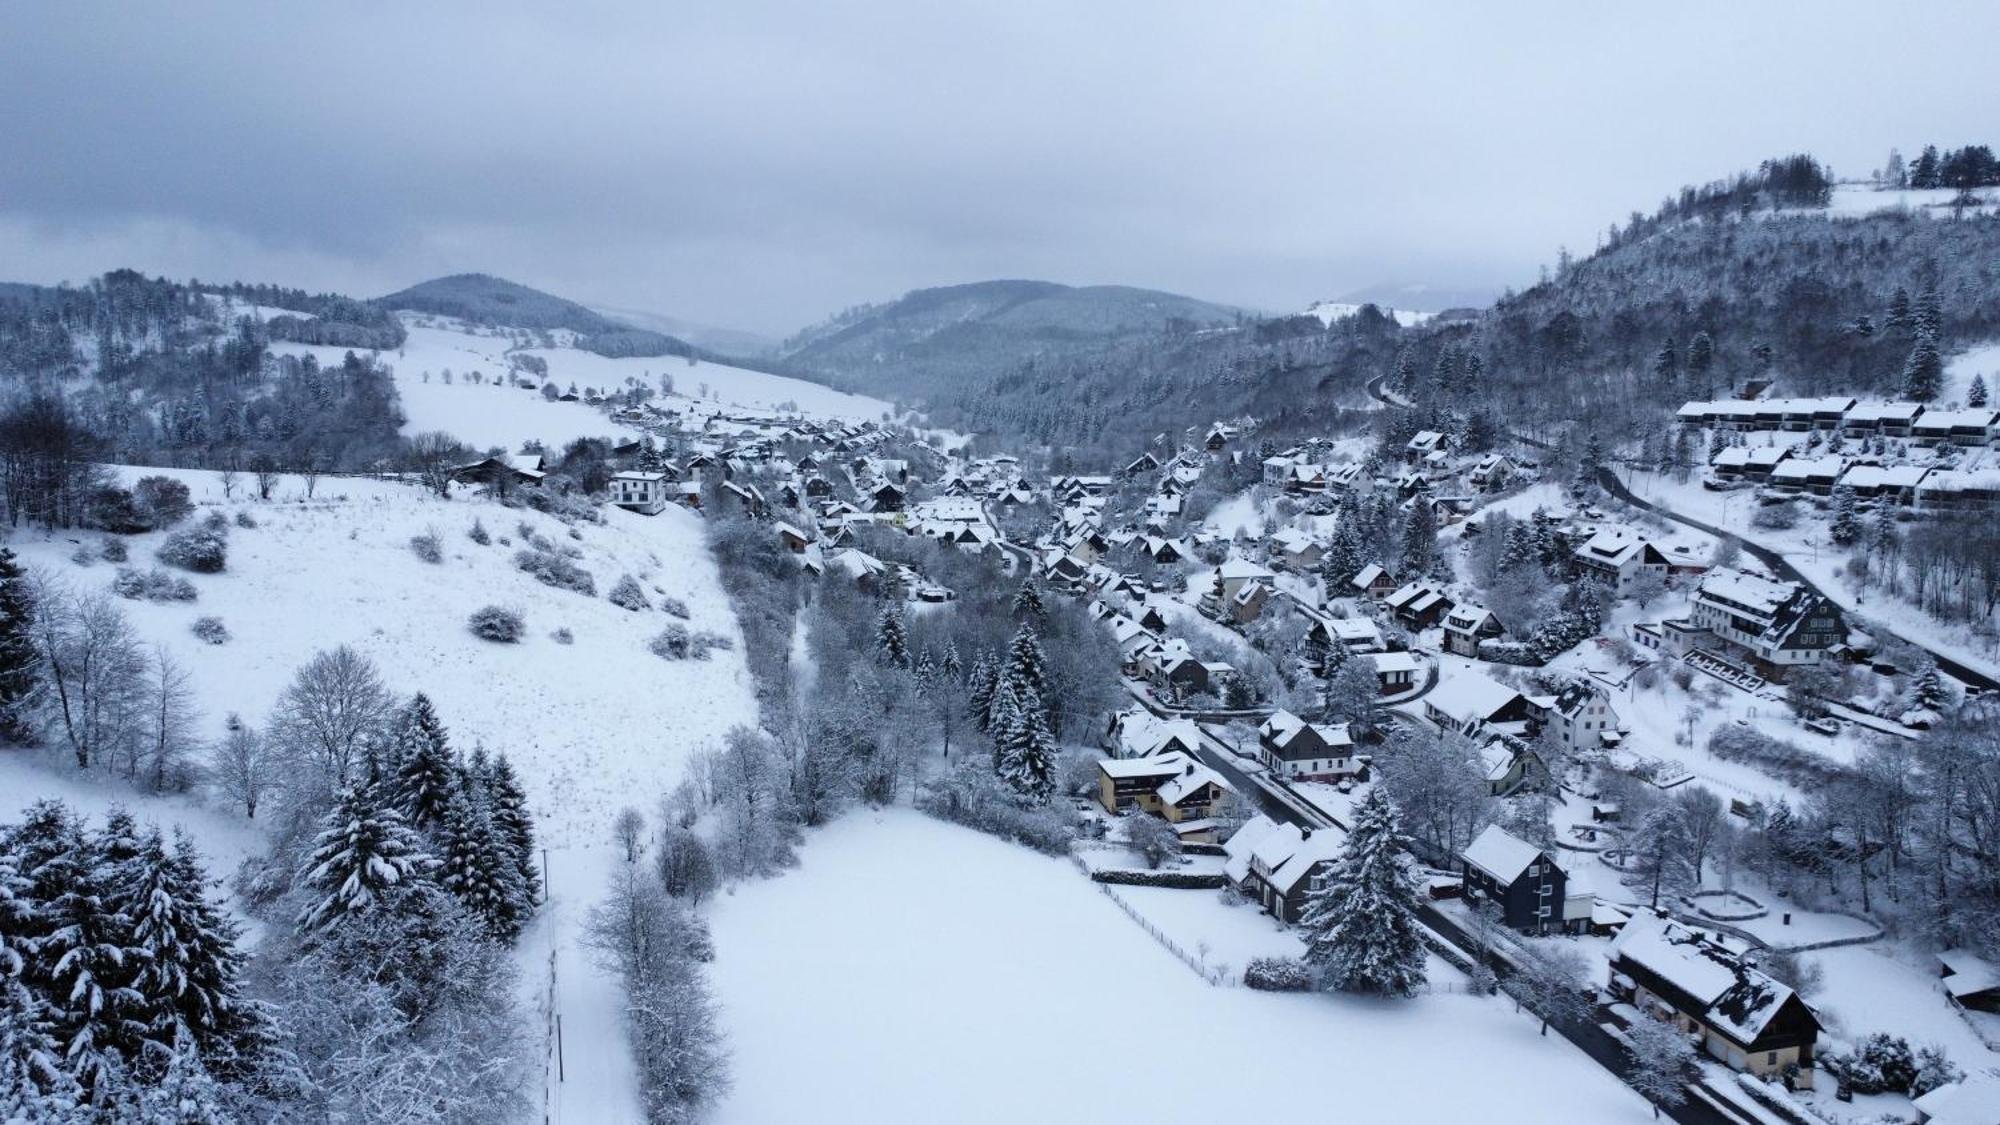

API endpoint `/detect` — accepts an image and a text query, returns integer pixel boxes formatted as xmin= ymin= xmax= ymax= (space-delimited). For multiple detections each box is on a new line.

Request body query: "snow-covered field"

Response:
xmin=707 ymin=809 xmax=1657 ymax=1125
xmin=1823 ymin=184 xmax=1997 ymax=220
xmin=261 ymin=311 xmax=895 ymax=451
xmin=1303 ymin=299 xmax=1435 ymax=327
xmin=6 ymin=463 xmax=760 ymax=1122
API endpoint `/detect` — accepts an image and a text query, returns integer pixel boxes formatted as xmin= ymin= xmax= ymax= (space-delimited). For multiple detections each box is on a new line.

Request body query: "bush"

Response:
xmin=202 ymin=510 xmax=230 ymax=534
xmin=649 ymin=624 xmax=692 ymax=659
xmin=134 ymin=476 xmax=194 ymax=527
xmin=468 ymin=519 xmax=491 ymax=546
xmin=660 ymin=596 xmax=690 ymax=619
xmin=514 ymin=547 xmax=596 ymax=596
xmin=112 ymin=567 xmax=197 ymax=603
xmin=1829 ymin=1033 xmax=1917 ymax=1095
xmin=550 ymin=627 xmax=574 ymax=645
xmin=1125 ymin=814 xmax=1183 ymax=869
xmin=1708 ymin=725 xmax=1847 ymax=787
xmin=157 ymin=528 xmax=227 ymax=573
xmin=469 ymin=605 xmax=525 ymax=643
xmin=87 ymin=487 xmax=149 ymax=533
xmin=410 ymin=529 xmax=444 ymax=564
xmin=1752 ymin=500 xmax=1801 ymax=530
xmin=1244 ymin=957 xmax=1315 ymax=992
xmin=608 ymin=574 xmax=651 ymax=611
xmin=917 ymin=761 xmax=1079 ymax=855
xmin=234 ymin=510 xmax=258 ymax=529
xmin=99 ymin=538 xmax=128 ymax=563
xmin=191 ymin=616 xmax=230 ymax=645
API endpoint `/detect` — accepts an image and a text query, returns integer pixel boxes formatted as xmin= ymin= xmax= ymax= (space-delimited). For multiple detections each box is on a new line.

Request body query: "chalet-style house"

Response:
xmin=1225 ymin=816 xmax=1345 ymax=923
xmin=1423 ymin=671 xmax=1533 ymax=740
xmin=868 ymin=481 xmax=906 ymax=513
xmin=1527 ymin=681 xmax=1622 ymax=756
xmin=1914 ymin=1072 xmax=2000 ymax=1125
xmin=1688 ymin=568 xmax=1845 ymax=676
xmin=1460 ymin=825 xmax=1584 ymax=934
xmin=774 ymin=522 xmax=812 ymax=554
xmin=1303 ymin=615 xmax=1385 ymax=671
xmin=1102 ymin=708 xmax=1202 ymax=759
xmin=609 ymin=470 xmax=670 ymax=515
xmin=1383 ymin=582 xmax=1453 ymax=628
xmin=1570 ymin=528 xmax=1668 ymax=596
xmin=1350 ymin=563 xmax=1397 ymax=599
xmin=1405 ymin=430 xmax=1448 ymax=460
xmin=1440 ymin=603 xmax=1503 ymax=657
xmin=453 ymin=453 xmax=546 ymax=490
xmin=1269 ymin=528 xmax=1323 ymax=571
xmin=1467 ymin=453 xmax=1516 ymax=491
xmin=1937 ymin=949 xmax=2000 ymax=1014
xmin=1368 ymin=650 xmax=1420 ymax=696
xmin=1095 ymin=751 xmax=1232 ymax=842
xmin=1257 ymin=710 xmax=1363 ymax=783
xmin=1609 ymin=916 xmax=1822 ymax=1089
xmin=719 ymin=479 xmax=768 ymax=518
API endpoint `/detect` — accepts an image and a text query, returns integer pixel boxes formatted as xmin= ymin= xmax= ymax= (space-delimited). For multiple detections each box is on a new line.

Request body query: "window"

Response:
xmin=1528 ymin=864 xmax=1541 ymax=876
xmin=1765 ymin=1052 xmax=1777 ymax=1067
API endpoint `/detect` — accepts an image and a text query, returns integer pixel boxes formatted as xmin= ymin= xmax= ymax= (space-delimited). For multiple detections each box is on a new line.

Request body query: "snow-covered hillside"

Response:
xmin=1824 ymin=183 xmax=1997 ymax=218
xmin=708 ymin=810 xmax=1657 ymax=1125
xmin=7 ymin=464 xmax=760 ymax=1121
xmin=260 ymin=311 xmax=894 ymax=451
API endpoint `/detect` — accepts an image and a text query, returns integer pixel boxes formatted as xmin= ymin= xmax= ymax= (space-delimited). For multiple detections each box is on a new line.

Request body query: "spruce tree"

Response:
xmin=1012 ymin=580 xmax=1045 ymax=624
xmin=1886 ymin=286 xmax=1913 ymax=332
xmin=297 ymin=784 xmax=433 ymax=934
xmin=993 ymin=688 xmax=1058 ymax=802
xmin=1902 ymin=335 xmax=1944 ymax=401
xmin=0 ymin=549 xmax=39 ymax=744
xmin=486 ymin=754 xmax=541 ymax=906
xmin=1003 ymin=626 xmax=1049 ymax=719
xmin=1298 ymin=789 xmax=1426 ymax=997
xmin=18 ymin=805 xmax=140 ymax=1091
xmin=391 ymin=693 xmax=456 ymax=832
xmin=967 ymin=653 xmax=998 ymax=733
xmin=0 ymin=839 xmax=64 ymax=1098
xmin=941 ymin=641 xmax=963 ymax=681
xmin=1828 ymin=485 xmax=1862 ymax=546
xmin=436 ymin=774 xmax=526 ymax=941
xmin=124 ymin=830 xmax=264 ymax=1075
xmin=1400 ymin=500 xmax=1437 ymax=577
xmin=1905 ymin=660 xmax=1948 ymax=718
xmin=985 ymin=679 xmax=1020 ymax=771
xmin=1970 ymin=374 xmax=1989 ymax=408
xmin=874 ymin=605 xmax=909 ymax=669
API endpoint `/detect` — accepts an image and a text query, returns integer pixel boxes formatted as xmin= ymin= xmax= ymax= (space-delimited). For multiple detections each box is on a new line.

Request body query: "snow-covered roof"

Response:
xmin=1223 ymin=815 xmax=1283 ymax=884
xmin=1266 ymin=829 xmax=1345 ymax=895
xmin=1461 ymin=824 xmax=1546 ymax=884
xmin=1443 ymin=603 xmax=1496 ymax=632
xmin=1939 ymin=949 xmax=2000 ymax=999
xmin=1573 ymin=528 xmax=1651 ymax=568
xmin=1098 ymin=751 xmax=1195 ymax=780
xmin=1695 ymin=568 xmax=1796 ymax=617
xmin=1369 ymin=650 xmax=1420 ymax=675
xmin=1217 ymin=557 xmax=1276 ymax=581
xmin=1351 ymin=563 xmax=1388 ymax=589
xmin=1258 ymin=709 xmax=1352 ymax=752
xmin=1911 ymin=1072 xmax=2000 ymax=1125
xmin=1610 ymin=916 xmax=1809 ymax=1045
xmin=1837 ymin=463 xmax=1930 ymax=490
xmin=1425 ymin=672 xmax=1522 ymax=725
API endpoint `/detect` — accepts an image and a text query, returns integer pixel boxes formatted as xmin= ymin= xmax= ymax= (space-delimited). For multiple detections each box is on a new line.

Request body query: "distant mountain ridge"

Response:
xmin=779 ymin=278 xmax=1247 ymax=405
xmin=377 ymin=273 xmax=699 ymax=360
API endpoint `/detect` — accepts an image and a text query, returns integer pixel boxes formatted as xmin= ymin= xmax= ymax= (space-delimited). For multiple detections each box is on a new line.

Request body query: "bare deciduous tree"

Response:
xmin=33 ymin=582 xmax=146 ymax=771
xmin=212 ymin=712 xmax=278 ymax=818
xmin=141 ymin=644 xmax=201 ymax=791
xmin=407 ymin=431 xmax=465 ymax=500
xmin=268 ymin=645 xmax=393 ymax=787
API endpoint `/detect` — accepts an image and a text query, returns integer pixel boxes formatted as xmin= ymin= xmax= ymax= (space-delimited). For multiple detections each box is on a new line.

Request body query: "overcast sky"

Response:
xmin=3 ymin=1 xmax=1996 ymax=337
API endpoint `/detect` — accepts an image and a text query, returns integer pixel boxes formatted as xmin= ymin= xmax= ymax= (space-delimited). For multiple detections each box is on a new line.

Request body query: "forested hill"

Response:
xmin=376 ymin=273 xmax=701 ymax=360
xmin=778 ymin=279 xmax=1247 ymax=406
xmin=907 ymin=154 xmax=2000 ymax=464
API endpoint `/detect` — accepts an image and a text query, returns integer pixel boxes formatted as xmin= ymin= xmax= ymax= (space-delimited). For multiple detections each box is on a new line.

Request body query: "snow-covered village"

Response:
xmin=5 ymin=6 xmax=2000 ymax=1125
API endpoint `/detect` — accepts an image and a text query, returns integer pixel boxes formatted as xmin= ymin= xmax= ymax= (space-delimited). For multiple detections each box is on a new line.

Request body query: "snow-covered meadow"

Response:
xmin=707 ymin=809 xmax=1658 ymax=1125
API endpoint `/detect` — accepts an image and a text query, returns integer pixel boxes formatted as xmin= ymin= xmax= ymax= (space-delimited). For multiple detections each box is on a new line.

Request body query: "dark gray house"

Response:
xmin=1460 ymin=824 xmax=1573 ymax=934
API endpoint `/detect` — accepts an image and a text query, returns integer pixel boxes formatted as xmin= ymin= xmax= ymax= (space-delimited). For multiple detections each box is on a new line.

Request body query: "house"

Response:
xmin=719 ymin=479 xmax=768 ymax=518
xmin=608 ymin=470 xmax=670 ymax=515
xmin=1911 ymin=408 xmax=2000 ymax=447
xmin=1460 ymin=825 xmax=1583 ymax=934
xmin=1915 ymin=468 xmax=2000 ymax=511
xmin=1467 ymin=453 xmax=1516 ymax=491
xmin=1527 ymin=681 xmax=1622 ymax=757
xmin=1269 ymin=528 xmax=1323 ymax=571
xmin=1423 ymin=671 xmax=1533 ymax=739
xmin=1095 ymin=751 xmax=1232 ymax=841
xmin=1383 ymin=582 xmax=1453 ymax=628
xmin=1368 ymin=650 xmax=1420 ymax=696
xmin=1231 ymin=817 xmax=1346 ymax=923
xmin=1570 ymin=528 xmax=1667 ymax=595
xmin=1937 ymin=949 xmax=2000 ymax=1014
xmin=1123 ymin=451 xmax=1161 ymax=477
xmin=1608 ymin=916 xmax=1822 ymax=1088
xmin=1913 ymin=1072 xmax=2000 ymax=1125
xmin=1303 ymin=614 xmax=1384 ymax=670
xmin=1204 ymin=558 xmax=1276 ymax=623
xmin=1257 ymin=710 xmax=1363 ymax=782
xmin=1478 ymin=735 xmax=1549 ymax=796
xmin=1149 ymin=641 xmax=1211 ymax=700
xmin=1689 ymin=568 xmax=1845 ymax=675
xmin=1440 ymin=603 xmax=1503 ymax=657
xmin=1350 ymin=563 xmax=1397 ymax=599
xmin=1835 ymin=463 xmax=1929 ymax=504
xmin=1406 ymin=430 xmax=1448 ymax=461
xmin=1102 ymin=708 xmax=1202 ymax=759
xmin=452 ymin=454 xmax=546 ymax=490
xmin=774 ymin=522 xmax=812 ymax=553
xmin=1768 ymin=456 xmax=1848 ymax=497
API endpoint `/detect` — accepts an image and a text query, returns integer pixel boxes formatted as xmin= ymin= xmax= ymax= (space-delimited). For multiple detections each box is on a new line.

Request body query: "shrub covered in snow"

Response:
xmin=608 ymin=574 xmax=651 ymax=612
xmin=99 ymin=537 xmax=129 ymax=563
xmin=513 ymin=547 xmax=596 ymax=596
xmin=1243 ymin=957 xmax=1315 ymax=992
xmin=659 ymin=596 xmax=690 ymax=620
xmin=916 ymin=759 xmax=1078 ymax=855
xmin=409 ymin=529 xmax=444 ymax=564
xmin=202 ymin=510 xmax=230 ymax=534
xmin=1124 ymin=813 xmax=1183 ymax=870
xmin=1707 ymin=725 xmax=1846 ymax=787
xmin=650 ymin=623 xmax=692 ymax=659
xmin=1825 ymin=1033 xmax=1918 ymax=1095
xmin=112 ymin=566 xmax=198 ymax=603
xmin=468 ymin=518 xmax=491 ymax=546
xmin=134 ymin=475 xmax=194 ymax=527
xmin=469 ymin=604 xmax=526 ymax=643
xmin=550 ymin=627 xmax=574 ymax=645
xmin=156 ymin=528 xmax=227 ymax=573
xmin=191 ymin=615 xmax=230 ymax=645
xmin=234 ymin=510 xmax=258 ymax=529
xmin=68 ymin=544 xmax=95 ymax=567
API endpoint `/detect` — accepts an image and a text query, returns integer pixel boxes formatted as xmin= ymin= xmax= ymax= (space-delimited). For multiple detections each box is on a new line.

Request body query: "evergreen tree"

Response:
xmin=16 ymin=805 xmax=139 ymax=1091
xmin=1969 ymin=374 xmax=1989 ymax=408
xmin=486 ymin=754 xmax=541 ymax=906
xmin=1904 ymin=659 xmax=1949 ymax=719
xmin=1651 ymin=337 xmax=1678 ymax=389
xmin=985 ymin=679 xmax=1020 ymax=770
xmin=1915 ymin=287 xmax=1944 ymax=342
xmin=1885 ymin=286 xmax=1913 ymax=332
xmin=1003 ymin=626 xmax=1049 ymax=718
xmin=436 ymin=772 xmax=527 ymax=941
xmin=941 ymin=641 xmax=963 ymax=681
xmin=1828 ymin=485 xmax=1862 ymax=546
xmin=1299 ymin=790 xmax=1426 ymax=997
xmin=0 ymin=829 xmax=64 ymax=1098
xmin=1902 ymin=335 xmax=1944 ymax=401
xmin=992 ymin=687 xmax=1058 ymax=802
xmin=1911 ymin=145 xmax=1942 ymax=189
xmin=967 ymin=653 xmax=998 ymax=734
xmin=1012 ymin=580 xmax=1045 ymax=624
xmin=0 ymin=549 xmax=39 ymax=744
xmin=297 ymin=785 xmax=433 ymax=934
xmin=874 ymin=604 xmax=909 ymax=669
xmin=124 ymin=830 xmax=265 ymax=1076
xmin=390 ymin=693 xmax=455 ymax=831
xmin=1400 ymin=500 xmax=1437 ymax=577
xmin=1686 ymin=331 xmax=1715 ymax=394
xmin=1576 ymin=433 xmax=1606 ymax=493
xmin=1319 ymin=521 xmax=1364 ymax=590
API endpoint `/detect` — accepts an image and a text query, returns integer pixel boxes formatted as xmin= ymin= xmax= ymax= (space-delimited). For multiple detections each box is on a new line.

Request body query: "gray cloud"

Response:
xmin=3 ymin=0 xmax=1996 ymax=335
